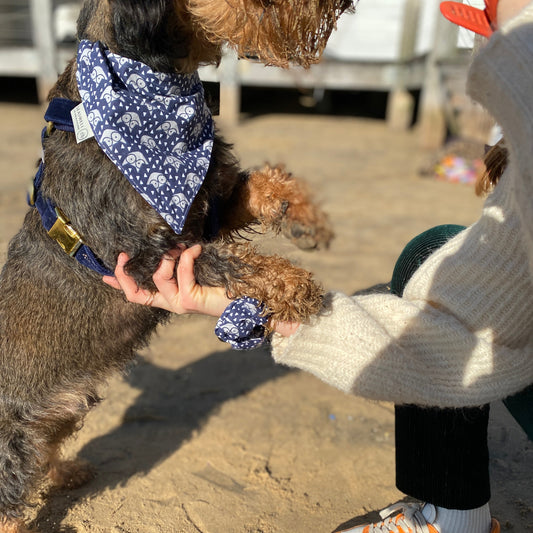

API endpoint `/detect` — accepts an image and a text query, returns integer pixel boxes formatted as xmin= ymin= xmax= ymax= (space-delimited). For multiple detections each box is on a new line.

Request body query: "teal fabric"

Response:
xmin=391 ymin=224 xmax=466 ymax=297
xmin=503 ymin=385 xmax=533 ymax=440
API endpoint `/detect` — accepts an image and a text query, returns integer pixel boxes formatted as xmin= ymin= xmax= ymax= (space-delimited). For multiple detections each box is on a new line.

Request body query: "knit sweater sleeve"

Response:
xmin=270 ymin=5 xmax=533 ymax=408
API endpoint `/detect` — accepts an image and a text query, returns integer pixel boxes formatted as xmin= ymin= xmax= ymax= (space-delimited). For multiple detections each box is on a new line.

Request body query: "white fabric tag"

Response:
xmin=71 ymin=103 xmax=94 ymax=143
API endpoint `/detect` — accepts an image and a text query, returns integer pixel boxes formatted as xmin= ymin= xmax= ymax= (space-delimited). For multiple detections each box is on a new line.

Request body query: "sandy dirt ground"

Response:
xmin=0 ymin=96 xmax=531 ymax=532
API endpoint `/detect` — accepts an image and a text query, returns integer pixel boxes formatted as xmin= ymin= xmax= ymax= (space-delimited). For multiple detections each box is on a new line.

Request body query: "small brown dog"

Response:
xmin=0 ymin=0 xmax=352 ymax=530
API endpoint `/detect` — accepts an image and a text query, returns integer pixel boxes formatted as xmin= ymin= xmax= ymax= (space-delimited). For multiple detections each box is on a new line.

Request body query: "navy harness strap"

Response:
xmin=30 ymin=98 xmax=114 ymax=277
xmin=44 ymin=98 xmax=77 ymax=133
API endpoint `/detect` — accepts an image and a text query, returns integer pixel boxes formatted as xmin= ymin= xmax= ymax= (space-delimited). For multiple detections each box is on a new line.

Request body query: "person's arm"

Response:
xmin=270 ymin=3 xmax=533 ymax=408
xmin=270 ymin=217 xmax=533 ymax=408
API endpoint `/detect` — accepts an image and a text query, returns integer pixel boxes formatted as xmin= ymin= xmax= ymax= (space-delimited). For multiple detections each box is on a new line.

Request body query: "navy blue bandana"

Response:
xmin=76 ymin=40 xmax=214 ymax=235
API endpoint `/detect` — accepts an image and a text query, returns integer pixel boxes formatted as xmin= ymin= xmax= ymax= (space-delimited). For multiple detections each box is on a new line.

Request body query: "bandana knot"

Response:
xmin=76 ymin=40 xmax=214 ymax=234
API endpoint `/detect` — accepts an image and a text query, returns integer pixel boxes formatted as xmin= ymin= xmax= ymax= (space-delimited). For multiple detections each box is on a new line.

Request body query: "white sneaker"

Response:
xmin=338 ymin=502 xmax=501 ymax=533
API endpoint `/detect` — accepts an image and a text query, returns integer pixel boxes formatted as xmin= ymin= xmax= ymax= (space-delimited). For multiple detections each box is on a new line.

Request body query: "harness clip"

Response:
xmin=48 ymin=207 xmax=83 ymax=257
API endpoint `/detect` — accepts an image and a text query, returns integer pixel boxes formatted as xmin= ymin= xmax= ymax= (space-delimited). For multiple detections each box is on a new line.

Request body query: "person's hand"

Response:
xmin=272 ymin=321 xmax=301 ymax=337
xmin=103 ymin=244 xmax=231 ymax=316
xmin=496 ymin=0 xmax=532 ymax=26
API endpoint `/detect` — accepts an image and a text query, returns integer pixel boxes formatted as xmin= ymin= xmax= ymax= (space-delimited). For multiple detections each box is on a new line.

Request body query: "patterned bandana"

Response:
xmin=76 ymin=40 xmax=214 ymax=235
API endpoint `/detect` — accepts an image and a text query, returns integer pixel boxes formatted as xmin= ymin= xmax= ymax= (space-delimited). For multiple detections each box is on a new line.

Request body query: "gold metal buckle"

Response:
xmin=48 ymin=207 xmax=83 ymax=257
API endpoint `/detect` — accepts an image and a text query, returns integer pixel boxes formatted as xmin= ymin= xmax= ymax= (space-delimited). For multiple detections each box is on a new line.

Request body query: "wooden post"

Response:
xmin=398 ymin=0 xmax=421 ymax=62
xmin=217 ymin=49 xmax=241 ymax=128
xmin=386 ymin=0 xmax=420 ymax=131
xmin=417 ymin=3 xmax=460 ymax=149
xmin=30 ymin=0 xmax=57 ymax=103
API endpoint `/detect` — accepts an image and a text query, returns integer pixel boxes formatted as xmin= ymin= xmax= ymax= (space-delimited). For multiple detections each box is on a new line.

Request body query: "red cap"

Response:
xmin=440 ymin=0 xmax=498 ymax=38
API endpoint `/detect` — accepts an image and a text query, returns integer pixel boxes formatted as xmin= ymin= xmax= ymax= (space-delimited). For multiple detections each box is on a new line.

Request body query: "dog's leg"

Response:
xmin=0 ymin=418 xmax=44 ymax=532
xmin=43 ymin=395 xmax=97 ymax=491
xmin=195 ymin=242 xmax=324 ymax=325
xmin=0 ymin=397 xmax=96 ymax=532
xmin=47 ymin=446 xmax=95 ymax=491
xmin=220 ymin=165 xmax=334 ymax=250
xmin=0 ymin=519 xmax=33 ymax=533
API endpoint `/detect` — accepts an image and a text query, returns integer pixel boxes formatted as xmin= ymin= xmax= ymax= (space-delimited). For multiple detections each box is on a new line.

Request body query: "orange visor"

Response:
xmin=440 ymin=0 xmax=498 ymax=38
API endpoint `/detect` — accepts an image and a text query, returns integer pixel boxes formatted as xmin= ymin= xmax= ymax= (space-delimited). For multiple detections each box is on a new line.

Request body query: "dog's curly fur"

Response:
xmin=0 ymin=0 xmax=352 ymax=530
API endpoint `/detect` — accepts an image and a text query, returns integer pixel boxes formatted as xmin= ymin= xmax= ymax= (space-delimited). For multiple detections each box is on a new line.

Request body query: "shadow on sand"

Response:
xmin=29 ymin=344 xmax=290 ymax=532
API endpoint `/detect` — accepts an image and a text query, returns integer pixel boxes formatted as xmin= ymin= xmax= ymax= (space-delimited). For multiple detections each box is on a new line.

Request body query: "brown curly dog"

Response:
xmin=0 ymin=0 xmax=352 ymax=530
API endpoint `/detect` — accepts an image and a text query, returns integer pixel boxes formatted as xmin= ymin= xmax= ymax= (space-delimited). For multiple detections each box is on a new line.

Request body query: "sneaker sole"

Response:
xmin=339 ymin=517 xmax=500 ymax=533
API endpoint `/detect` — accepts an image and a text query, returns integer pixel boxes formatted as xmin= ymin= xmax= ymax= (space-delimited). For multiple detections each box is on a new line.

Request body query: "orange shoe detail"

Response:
xmin=491 ymin=518 xmax=501 ymax=533
xmin=338 ymin=503 xmax=451 ymax=533
xmin=394 ymin=515 xmax=411 ymax=533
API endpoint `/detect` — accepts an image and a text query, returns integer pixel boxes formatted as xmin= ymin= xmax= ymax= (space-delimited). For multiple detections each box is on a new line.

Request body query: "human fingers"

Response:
xmin=175 ymin=245 xmax=232 ymax=316
xmin=150 ymin=252 xmax=184 ymax=312
xmin=151 ymin=244 xmax=214 ymax=315
xmin=112 ymin=253 xmax=157 ymax=306
xmin=103 ymin=253 xmax=129 ymax=290
xmin=272 ymin=320 xmax=301 ymax=337
xmin=176 ymin=244 xmax=202 ymax=293
xmin=174 ymin=245 xmax=203 ymax=313
xmin=102 ymin=275 xmax=121 ymax=290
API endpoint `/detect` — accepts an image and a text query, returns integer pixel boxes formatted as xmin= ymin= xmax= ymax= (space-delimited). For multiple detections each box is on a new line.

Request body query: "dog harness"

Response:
xmin=29 ymin=97 xmax=114 ymax=276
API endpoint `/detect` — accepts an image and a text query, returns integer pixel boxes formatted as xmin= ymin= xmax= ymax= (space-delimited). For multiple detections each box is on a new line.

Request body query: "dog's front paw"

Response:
xmin=221 ymin=244 xmax=325 ymax=324
xmin=264 ymin=268 xmax=324 ymax=324
xmin=281 ymin=207 xmax=334 ymax=250
xmin=0 ymin=518 xmax=36 ymax=533
xmin=47 ymin=459 xmax=95 ymax=490
xmin=246 ymin=165 xmax=334 ymax=250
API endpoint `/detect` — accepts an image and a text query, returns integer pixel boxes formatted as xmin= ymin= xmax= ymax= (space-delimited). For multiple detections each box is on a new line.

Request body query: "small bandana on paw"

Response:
xmin=76 ymin=40 xmax=214 ymax=235
xmin=215 ymin=297 xmax=270 ymax=350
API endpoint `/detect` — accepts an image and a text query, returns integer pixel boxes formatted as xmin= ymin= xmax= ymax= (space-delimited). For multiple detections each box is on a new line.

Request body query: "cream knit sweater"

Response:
xmin=270 ymin=4 xmax=533 ymax=408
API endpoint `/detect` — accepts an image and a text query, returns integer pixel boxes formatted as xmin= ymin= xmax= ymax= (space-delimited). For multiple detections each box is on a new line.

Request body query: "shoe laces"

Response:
xmin=364 ymin=502 xmax=438 ymax=533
